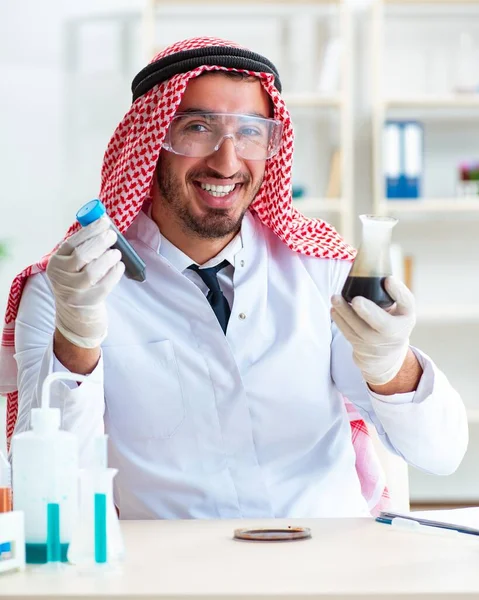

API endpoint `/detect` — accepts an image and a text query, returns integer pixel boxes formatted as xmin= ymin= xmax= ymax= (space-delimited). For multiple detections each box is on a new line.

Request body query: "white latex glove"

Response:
xmin=331 ymin=276 xmax=416 ymax=386
xmin=46 ymin=217 xmax=125 ymax=349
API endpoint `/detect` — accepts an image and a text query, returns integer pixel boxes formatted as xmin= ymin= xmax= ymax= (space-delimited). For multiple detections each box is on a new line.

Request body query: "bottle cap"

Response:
xmin=31 ymin=408 xmax=61 ymax=432
xmin=76 ymin=199 xmax=106 ymax=227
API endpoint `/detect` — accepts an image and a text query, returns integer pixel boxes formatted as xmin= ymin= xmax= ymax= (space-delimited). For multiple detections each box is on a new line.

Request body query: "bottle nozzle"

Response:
xmin=33 ymin=372 xmax=100 ymax=432
xmin=41 ymin=372 xmax=96 ymax=410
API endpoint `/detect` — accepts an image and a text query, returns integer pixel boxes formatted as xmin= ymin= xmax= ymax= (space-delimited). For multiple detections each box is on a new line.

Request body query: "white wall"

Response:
xmin=0 ymin=0 xmax=145 ymax=316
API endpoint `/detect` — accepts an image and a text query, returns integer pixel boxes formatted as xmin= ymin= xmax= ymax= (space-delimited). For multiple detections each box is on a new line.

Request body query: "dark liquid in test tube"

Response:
xmin=76 ymin=199 xmax=146 ymax=283
xmin=108 ymin=221 xmax=146 ymax=282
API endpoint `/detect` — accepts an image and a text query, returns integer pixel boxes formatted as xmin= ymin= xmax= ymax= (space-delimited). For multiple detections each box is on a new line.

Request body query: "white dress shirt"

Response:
xmin=13 ymin=208 xmax=468 ymax=519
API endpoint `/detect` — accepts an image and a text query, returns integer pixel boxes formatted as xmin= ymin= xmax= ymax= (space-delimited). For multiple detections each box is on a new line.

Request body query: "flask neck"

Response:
xmin=352 ymin=216 xmax=397 ymax=278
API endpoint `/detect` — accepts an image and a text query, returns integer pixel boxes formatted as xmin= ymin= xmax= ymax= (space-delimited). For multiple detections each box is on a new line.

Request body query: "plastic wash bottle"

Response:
xmin=11 ymin=372 xmax=91 ymax=564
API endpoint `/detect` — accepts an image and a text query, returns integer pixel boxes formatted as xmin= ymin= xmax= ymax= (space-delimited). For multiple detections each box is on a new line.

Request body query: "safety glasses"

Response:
xmin=162 ymin=112 xmax=283 ymax=161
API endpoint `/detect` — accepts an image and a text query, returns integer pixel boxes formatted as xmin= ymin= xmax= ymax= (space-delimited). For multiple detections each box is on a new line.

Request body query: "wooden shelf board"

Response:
xmin=381 ymin=199 xmax=479 ymax=213
xmin=284 ymin=93 xmax=342 ymax=108
xmin=384 ymin=96 xmax=479 ymax=109
xmin=293 ymin=198 xmax=344 ymax=215
xmin=416 ymin=306 xmax=479 ymax=324
xmin=383 ymin=0 xmax=479 ymax=4
xmin=153 ymin=0 xmax=340 ymax=4
xmin=467 ymin=410 xmax=479 ymax=424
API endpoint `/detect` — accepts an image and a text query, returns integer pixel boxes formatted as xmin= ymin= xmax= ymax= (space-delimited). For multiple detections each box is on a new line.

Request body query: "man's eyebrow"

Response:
xmin=178 ymin=108 xmax=269 ymax=119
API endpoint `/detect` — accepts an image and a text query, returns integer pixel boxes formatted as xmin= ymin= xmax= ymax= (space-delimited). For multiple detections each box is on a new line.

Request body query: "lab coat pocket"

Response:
xmin=103 ymin=340 xmax=186 ymax=440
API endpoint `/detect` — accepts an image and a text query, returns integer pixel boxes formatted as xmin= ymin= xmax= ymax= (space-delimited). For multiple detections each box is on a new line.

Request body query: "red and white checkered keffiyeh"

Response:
xmin=0 ymin=37 xmax=389 ymax=515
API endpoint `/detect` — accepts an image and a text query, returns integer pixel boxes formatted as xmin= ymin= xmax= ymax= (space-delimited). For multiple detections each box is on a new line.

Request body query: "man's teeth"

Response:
xmin=200 ymin=183 xmax=236 ymax=197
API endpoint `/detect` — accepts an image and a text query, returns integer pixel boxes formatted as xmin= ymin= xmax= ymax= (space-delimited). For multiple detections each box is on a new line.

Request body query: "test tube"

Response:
xmin=0 ymin=451 xmax=12 ymax=557
xmin=76 ymin=199 xmax=146 ymax=283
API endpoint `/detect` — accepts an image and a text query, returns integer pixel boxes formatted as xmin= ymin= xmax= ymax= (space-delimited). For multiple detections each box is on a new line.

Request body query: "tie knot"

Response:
xmin=188 ymin=259 xmax=229 ymax=294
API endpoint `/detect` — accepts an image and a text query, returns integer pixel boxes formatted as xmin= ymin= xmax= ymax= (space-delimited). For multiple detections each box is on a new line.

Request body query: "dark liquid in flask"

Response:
xmin=341 ymin=276 xmax=394 ymax=309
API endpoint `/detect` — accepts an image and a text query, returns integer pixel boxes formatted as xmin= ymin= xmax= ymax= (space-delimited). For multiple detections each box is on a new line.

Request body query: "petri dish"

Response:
xmin=233 ymin=527 xmax=312 ymax=542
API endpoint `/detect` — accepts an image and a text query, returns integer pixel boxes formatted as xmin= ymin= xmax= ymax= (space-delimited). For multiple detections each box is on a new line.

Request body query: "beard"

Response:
xmin=156 ymin=160 xmax=263 ymax=240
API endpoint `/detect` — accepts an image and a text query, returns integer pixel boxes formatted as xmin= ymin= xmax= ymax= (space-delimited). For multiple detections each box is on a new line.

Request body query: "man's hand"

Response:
xmin=46 ymin=217 xmax=125 ymax=350
xmin=331 ymin=276 xmax=417 ymax=387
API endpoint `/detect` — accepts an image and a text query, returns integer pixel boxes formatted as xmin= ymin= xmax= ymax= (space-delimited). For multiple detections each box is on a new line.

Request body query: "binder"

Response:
xmin=384 ymin=121 xmax=423 ymax=199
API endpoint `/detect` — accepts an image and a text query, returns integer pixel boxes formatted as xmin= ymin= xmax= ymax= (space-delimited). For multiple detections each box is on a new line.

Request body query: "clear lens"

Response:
xmin=163 ymin=112 xmax=283 ymax=160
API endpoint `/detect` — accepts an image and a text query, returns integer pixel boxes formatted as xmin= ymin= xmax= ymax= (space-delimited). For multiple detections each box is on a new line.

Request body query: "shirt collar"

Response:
xmin=126 ymin=203 xmax=250 ymax=272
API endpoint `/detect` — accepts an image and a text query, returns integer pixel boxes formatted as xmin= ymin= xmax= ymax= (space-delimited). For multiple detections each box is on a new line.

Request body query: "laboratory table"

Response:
xmin=1 ymin=517 xmax=479 ymax=599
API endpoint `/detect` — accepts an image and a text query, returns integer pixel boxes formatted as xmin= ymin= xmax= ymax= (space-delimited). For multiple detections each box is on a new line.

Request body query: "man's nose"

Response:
xmin=205 ymin=135 xmax=243 ymax=178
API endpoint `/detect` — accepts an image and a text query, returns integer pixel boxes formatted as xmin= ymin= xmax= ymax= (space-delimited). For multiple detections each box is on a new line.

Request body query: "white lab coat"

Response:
xmin=13 ymin=209 xmax=468 ymax=519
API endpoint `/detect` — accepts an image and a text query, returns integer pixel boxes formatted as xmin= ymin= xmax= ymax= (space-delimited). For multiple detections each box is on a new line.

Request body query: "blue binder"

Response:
xmin=384 ymin=120 xmax=423 ymax=199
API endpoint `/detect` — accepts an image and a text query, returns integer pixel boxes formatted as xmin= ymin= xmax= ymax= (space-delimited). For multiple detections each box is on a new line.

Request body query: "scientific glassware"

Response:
xmin=67 ymin=435 xmax=124 ymax=571
xmin=341 ymin=214 xmax=398 ymax=309
xmin=76 ymin=199 xmax=146 ymax=282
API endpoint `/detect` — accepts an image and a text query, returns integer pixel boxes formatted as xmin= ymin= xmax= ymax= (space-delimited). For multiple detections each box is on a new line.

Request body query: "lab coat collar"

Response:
xmin=126 ymin=203 xmax=258 ymax=273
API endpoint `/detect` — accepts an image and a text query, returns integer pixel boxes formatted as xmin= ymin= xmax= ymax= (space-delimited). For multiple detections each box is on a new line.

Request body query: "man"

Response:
xmin=0 ymin=37 xmax=468 ymax=519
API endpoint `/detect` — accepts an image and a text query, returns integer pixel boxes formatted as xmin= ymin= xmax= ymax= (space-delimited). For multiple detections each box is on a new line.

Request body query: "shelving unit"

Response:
xmin=467 ymin=409 xmax=479 ymax=424
xmin=294 ymin=198 xmax=343 ymax=217
xmin=143 ymin=0 xmax=355 ymax=243
xmin=384 ymin=96 xmax=479 ymax=109
xmin=283 ymin=93 xmax=342 ymax=108
xmin=371 ymin=1 xmax=479 ymax=317
xmin=371 ymin=0 xmax=479 ymax=506
xmin=416 ymin=305 xmax=479 ymax=324
xmin=385 ymin=198 xmax=479 ymax=214
xmin=372 ymin=0 xmax=479 ymax=215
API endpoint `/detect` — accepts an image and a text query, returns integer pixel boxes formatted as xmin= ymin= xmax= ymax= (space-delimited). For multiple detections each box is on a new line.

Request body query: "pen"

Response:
xmin=381 ymin=516 xmax=462 ymax=538
xmin=377 ymin=510 xmax=479 ymax=537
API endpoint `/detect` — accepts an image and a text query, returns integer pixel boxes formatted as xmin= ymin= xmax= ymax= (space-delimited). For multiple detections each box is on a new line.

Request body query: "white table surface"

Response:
xmin=2 ymin=517 xmax=479 ymax=599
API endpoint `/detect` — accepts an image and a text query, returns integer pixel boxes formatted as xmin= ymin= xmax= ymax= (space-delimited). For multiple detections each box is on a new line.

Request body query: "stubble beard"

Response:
xmin=157 ymin=163 xmax=263 ymax=240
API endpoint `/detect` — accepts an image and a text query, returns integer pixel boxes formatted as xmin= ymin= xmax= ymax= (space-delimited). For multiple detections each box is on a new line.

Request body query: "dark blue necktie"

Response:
xmin=188 ymin=259 xmax=231 ymax=334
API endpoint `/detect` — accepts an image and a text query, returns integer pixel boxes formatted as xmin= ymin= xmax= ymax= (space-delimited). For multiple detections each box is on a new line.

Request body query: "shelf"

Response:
xmin=384 ymin=96 xmax=479 ymax=109
xmin=416 ymin=305 xmax=479 ymax=324
xmin=467 ymin=410 xmax=479 ymax=424
xmin=384 ymin=0 xmax=479 ymax=4
xmin=380 ymin=199 xmax=479 ymax=214
xmin=293 ymin=198 xmax=344 ymax=216
xmin=152 ymin=0 xmax=340 ymax=4
xmin=283 ymin=93 xmax=342 ymax=108
xmin=149 ymin=0 xmax=342 ymax=18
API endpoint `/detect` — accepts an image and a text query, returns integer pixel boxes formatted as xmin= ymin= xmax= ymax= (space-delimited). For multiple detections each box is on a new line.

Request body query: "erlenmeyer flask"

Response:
xmin=341 ymin=214 xmax=398 ymax=309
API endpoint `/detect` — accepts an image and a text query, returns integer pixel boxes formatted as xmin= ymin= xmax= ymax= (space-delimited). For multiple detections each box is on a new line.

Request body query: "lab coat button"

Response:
xmin=240 ymin=260 xmax=245 ymax=267
xmin=239 ymin=313 xmax=246 ymax=320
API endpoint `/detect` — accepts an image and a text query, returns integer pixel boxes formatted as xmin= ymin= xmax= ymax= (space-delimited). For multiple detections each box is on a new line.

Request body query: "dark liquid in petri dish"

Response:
xmin=341 ymin=276 xmax=394 ymax=309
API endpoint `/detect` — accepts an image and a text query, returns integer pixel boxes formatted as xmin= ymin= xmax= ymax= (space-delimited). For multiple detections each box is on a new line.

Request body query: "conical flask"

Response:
xmin=341 ymin=214 xmax=398 ymax=309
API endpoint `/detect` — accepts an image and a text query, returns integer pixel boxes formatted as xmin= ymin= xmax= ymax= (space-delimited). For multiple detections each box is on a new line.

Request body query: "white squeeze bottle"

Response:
xmin=11 ymin=372 xmax=90 ymax=564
